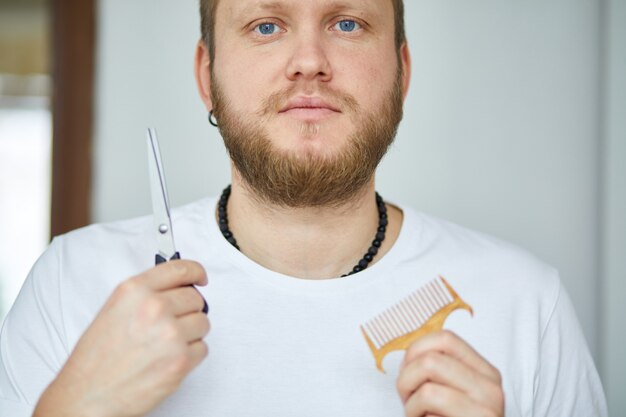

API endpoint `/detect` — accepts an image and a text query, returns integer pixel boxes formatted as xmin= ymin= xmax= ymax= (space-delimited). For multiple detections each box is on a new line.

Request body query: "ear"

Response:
xmin=399 ymin=42 xmax=411 ymax=100
xmin=194 ymin=40 xmax=213 ymax=111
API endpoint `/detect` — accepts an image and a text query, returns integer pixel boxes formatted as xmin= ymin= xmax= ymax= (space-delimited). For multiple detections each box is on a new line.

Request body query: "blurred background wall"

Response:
xmin=0 ymin=0 xmax=624 ymax=414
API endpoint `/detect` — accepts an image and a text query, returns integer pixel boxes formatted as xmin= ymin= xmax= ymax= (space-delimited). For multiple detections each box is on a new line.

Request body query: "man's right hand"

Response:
xmin=33 ymin=260 xmax=210 ymax=417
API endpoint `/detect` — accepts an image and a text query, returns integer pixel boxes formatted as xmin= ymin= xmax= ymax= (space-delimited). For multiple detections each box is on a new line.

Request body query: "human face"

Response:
xmin=196 ymin=0 xmax=411 ymax=207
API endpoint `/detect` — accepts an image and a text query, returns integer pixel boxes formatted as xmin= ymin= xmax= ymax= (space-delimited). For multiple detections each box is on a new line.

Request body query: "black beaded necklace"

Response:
xmin=217 ymin=185 xmax=388 ymax=277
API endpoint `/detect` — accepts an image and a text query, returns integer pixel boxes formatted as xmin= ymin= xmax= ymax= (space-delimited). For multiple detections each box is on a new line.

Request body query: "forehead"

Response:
xmin=216 ymin=0 xmax=393 ymax=22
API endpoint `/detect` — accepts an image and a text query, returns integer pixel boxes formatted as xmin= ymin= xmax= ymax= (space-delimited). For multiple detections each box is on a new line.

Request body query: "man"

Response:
xmin=0 ymin=0 xmax=607 ymax=416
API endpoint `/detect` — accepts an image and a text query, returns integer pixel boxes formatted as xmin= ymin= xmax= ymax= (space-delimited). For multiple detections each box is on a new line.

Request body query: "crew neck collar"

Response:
xmin=200 ymin=196 xmax=418 ymax=295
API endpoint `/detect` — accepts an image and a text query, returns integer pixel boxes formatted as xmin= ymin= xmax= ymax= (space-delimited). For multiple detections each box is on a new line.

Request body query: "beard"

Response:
xmin=210 ymin=69 xmax=404 ymax=208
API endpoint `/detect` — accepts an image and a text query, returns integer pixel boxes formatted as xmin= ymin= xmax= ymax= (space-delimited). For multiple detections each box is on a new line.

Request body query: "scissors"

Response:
xmin=147 ymin=128 xmax=209 ymax=314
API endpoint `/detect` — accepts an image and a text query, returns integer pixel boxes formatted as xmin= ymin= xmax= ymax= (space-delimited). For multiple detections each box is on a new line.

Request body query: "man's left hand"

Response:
xmin=396 ymin=330 xmax=505 ymax=417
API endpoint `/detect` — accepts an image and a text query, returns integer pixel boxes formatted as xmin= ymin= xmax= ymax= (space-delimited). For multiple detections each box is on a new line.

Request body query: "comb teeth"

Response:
xmin=362 ymin=278 xmax=454 ymax=350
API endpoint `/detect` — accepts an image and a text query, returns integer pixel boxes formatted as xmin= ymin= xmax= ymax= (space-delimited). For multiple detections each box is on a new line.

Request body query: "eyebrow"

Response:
xmin=233 ymin=1 xmax=293 ymax=20
xmin=232 ymin=1 xmax=377 ymax=22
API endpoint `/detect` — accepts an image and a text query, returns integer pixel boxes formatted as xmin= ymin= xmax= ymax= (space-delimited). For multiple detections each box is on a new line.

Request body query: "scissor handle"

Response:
xmin=155 ymin=251 xmax=181 ymax=264
xmin=154 ymin=252 xmax=209 ymax=314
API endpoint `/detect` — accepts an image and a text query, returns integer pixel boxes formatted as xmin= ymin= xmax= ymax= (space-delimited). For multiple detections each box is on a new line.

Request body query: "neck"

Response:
xmin=219 ymin=171 xmax=403 ymax=279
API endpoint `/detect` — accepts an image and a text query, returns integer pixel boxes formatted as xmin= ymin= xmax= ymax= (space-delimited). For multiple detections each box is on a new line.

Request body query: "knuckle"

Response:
xmin=199 ymin=341 xmax=209 ymax=359
xmin=160 ymin=322 xmax=181 ymax=341
xmin=188 ymin=261 xmax=208 ymax=284
xmin=476 ymin=385 xmax=504 ymax=417
xmin=493 ymin=387 xmax=505 ymax=410
xmin=172 ymin=261 xmax=208 ymax=285
xmin=417 ymin=383 xmax=449 ymax=410
xmin=493 ymin=367 xmax=503 ymax=385
xmin=483 ymin=383 xmax=503 ymax=402
xmin=418 ymin=382 xmax=439 ymax=400
xmin=419 ymin=352 xmax=439 ymax=371
xmin=169 ymin=261 xmax=188 ymax=276
xmin=395 ymin=377 xmax=404 ymax=394
xmin=194 ymin=291 xmax=207 ymax=311
xmin=189 ymin=260 xmax=206 ymax=272
xmin=168 ymin=349 xmax=191 ymax=375
xmin=190 ymin=260 xmax=204 ymax=271
xmin=201 ymin=317 xmax=211 ymax=336
xmin=403 ymin=344 xmax=419 ymax=365
xmin=438 ymin=329 xmax=457 ymax=347
xmin=395 ymin=374 xmax=411 ymax=396
xmin=481 ymin=409 xmax=499 ymax=417
xmin=182 ymin=287 xmax=202 ymax=308
xmin=115 ymin=279 xmax=139 ymax=297
xmin=140 ymin=297 xmax=167 ymax=320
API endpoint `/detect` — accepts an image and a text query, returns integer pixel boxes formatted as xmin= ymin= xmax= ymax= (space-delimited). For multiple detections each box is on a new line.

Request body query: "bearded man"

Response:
xmin=0 ymin=0 xmax=607 ymax=416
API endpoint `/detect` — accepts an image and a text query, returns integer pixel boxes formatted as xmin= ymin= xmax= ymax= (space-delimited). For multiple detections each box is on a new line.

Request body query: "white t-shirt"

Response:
xmin=0 ymin=198 xmax=607 ymax=416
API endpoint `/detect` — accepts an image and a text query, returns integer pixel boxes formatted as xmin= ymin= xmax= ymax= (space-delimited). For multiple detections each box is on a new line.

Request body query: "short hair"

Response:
xmin=200 ymin=0 xmax=406 ymax=63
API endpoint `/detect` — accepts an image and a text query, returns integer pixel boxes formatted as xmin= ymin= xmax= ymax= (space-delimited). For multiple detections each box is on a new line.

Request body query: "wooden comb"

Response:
xmin=360 ymin=276 xmax=473 ymax=373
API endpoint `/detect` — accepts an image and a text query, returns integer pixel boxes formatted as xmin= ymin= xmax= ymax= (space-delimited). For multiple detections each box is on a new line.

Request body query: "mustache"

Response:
xmin=258 ymin=84 xmax=360 ymax=117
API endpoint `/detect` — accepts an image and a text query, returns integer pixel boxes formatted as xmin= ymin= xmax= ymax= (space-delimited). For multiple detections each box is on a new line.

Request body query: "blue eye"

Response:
xmin=255 ymin=23 xmax=278 ymax=35
xmin=335 ymin=20 xmax=360 ymax=32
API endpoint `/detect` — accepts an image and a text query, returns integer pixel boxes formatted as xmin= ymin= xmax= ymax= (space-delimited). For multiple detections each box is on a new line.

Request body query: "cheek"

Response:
xmin=332 ymin=47 xmax=398 ymax=109
xmin=214 ymin=47 xmax=283 ymax=113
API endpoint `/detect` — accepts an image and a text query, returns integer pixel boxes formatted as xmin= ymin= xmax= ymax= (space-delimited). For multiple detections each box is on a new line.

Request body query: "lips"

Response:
xmin=279 ymin=97 xmax=341 ymax=114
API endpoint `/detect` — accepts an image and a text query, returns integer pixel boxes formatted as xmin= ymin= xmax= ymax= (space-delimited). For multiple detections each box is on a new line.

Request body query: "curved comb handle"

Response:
xmin=360 ymin=276 xmax=473 ymax=373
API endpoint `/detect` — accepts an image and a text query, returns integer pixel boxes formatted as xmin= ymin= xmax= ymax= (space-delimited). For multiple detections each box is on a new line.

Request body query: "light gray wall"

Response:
xmin=93 ymin=1 xmax=624 ymax=413
xmin=380 ymin=0 xmax=602 ymax=356
xmin=92 ymin=0 xmax=229 ymax=224
xmin=601 ymin=0 xmax=626 ymax=414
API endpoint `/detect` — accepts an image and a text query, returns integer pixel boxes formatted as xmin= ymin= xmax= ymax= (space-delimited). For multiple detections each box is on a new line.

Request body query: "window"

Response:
xmin=0 ymin=0 xmax=51 ymax=322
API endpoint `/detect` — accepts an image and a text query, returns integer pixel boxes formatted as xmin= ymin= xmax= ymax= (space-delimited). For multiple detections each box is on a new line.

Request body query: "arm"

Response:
xmin=531 ymin=281 xmax=608 ymax=416
xmin=1 ymin=240 xmax=211 ymax=417
xmin=1 ymin=239 xmax=67 ymax=417
xmin=32 ymin=260 xmax=210 ymax=417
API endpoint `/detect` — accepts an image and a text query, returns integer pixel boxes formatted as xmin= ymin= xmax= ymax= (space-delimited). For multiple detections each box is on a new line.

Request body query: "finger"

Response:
xmin=397 ymin=351 xmax=503 ymax=410
xmin=177 ymin=312 xmax=211 ymax=343
xmin=159 ymin=286 xmax=206 ymax=317
xmin=187 ymin=339 xmax=209 ymax=370
xmin=404 ymin=382 xmax=497 ymax=417
xmin=402 ymin=330 xmax=501 ymax=384
xmin=133 ymin=260 xmax=208 ymax=291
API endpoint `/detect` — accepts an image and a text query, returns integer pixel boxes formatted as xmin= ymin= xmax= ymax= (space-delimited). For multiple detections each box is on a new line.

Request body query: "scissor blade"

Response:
xmin=147 ymin=128 xmax=177 ymax=260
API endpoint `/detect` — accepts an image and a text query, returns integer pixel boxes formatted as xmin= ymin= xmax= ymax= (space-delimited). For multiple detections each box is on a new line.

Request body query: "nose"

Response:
xmin=285 ymin=31 xmax=332 ymax=83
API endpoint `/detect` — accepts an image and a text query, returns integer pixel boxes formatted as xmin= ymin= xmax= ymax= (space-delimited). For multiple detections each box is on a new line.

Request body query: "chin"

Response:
xmin=262 ymin=116 xmax=352 ymax=157
xmin=297 ymin=121 xmax=322 ymax=137
xmin=279 ymin=132 xmax=348 ymax=159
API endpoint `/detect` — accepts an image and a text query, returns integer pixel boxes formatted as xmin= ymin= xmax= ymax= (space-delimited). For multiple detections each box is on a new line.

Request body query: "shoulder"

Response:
xmin=54 ymin=197 xmax=214 ymax=259
xmin=25 ymin=198 xmax=215 ymax=344
xmin=37 ymin=197 xmax=215 ymax=299
xmin=394 ymin=203 xmax=560 ymax=305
